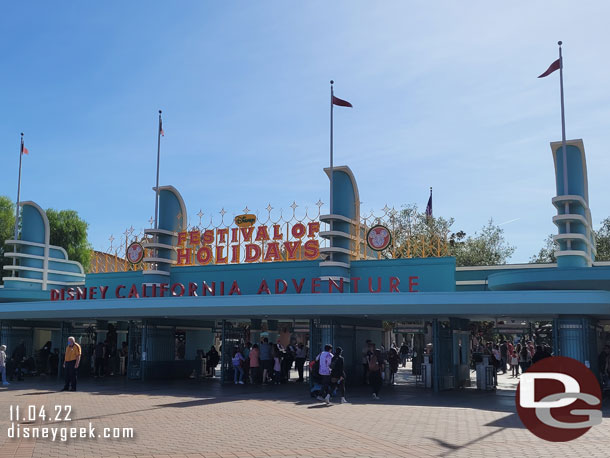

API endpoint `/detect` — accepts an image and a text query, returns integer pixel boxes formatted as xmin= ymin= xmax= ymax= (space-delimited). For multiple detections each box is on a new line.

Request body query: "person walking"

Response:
xmin=206 ymin=345 xmax=220 ymax=377
xmin=330 ymin=347 xmax=347 ymax=403
xmin=316 ymin=344 xmax=334 ymax=404
xmin=259 ymin=337 xmax=273 ymax=384
xmin=0 ymin=345 xmax=9 ymax=386
xmin=294 ymin=343 xmax=307 ymax=382
xmin=500 ymin=341 xmax=508 ymax=374
xmin=388 ymin=347 xmax=400 ymax=385
xmin=62 ymin=337 xmax=81 ymax=391
xmin=510 ymin=351 xmax=519 ymax=377
xmin=232 ymin=347 xmax=245 ymax=384
xmin=249 ymin=343 xmax=260 ymax=384
xmin=272 ymin=346 xmax=282 ymax=385
xmin=368 ymin=347 xmax=384 ymax=400
xmin=400 ymin=341 xmax=409 ymax=368
xmin=519 ymin=345 xmax=531 ymax=375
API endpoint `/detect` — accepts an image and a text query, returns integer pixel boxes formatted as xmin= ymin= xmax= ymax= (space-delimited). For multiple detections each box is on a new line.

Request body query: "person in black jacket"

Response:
xmin=330 ymin=347 xmax=348 ymax=404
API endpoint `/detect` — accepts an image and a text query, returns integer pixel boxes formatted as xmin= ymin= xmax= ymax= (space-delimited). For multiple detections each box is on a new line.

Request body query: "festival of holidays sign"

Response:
xmin=174 ymin=214 xmax=321 ymax=266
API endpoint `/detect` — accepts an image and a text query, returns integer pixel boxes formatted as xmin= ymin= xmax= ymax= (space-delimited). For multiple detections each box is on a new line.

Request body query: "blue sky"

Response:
xmin=1 ymin=1 xmax=610 ymax=262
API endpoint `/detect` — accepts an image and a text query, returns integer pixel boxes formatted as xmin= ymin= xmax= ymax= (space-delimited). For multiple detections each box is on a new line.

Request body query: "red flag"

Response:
xmin=332 ymin=95 xmax=353 ymax=108
xmin=160 ymin=119 xmax=164 ymax=137
xmin=538 ymin=58 xmax=560 ymax=78
xmin=21 ymin=140 xmax=28 ymax=155
xmin=22 ymin=146 xmax=28 ymax=155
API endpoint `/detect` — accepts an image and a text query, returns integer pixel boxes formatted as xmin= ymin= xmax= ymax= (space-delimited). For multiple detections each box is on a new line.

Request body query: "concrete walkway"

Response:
xmin=0 ymin=373 xmax=608 ymax=458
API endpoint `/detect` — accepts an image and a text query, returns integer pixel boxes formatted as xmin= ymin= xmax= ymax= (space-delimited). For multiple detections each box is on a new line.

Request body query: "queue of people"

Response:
xmin=226 ymin=337 xmax=309 ymax=385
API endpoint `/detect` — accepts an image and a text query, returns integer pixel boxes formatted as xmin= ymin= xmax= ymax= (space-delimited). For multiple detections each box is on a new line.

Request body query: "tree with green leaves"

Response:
xmin=529 ymin=234 xmax=558 ymax=264
xmin=0 ymin=196 xmax=16 ymax=284
xmin=594 ymin=217 xmax=610 ymax=261
xmin=451 ymin=220 xmax=515 ymax=267
xmin=46 ymin=208 xmax=92 ymax=271
xmin=388 ymin=206 xmax=515 ymax=266
xmin=530 ymin=218 xmax=610 ymax=263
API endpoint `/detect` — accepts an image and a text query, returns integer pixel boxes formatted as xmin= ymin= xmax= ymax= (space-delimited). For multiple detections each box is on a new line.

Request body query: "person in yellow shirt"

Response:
xmin=62 ymin=336 xmax=81 ymax=391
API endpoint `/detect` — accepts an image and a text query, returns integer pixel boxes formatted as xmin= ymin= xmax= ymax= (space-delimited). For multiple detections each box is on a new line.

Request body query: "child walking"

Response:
xmin=510 ymin=350 xmax=519 ymax=377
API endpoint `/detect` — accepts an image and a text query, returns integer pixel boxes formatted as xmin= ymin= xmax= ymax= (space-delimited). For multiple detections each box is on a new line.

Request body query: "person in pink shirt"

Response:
xmin=249 ymin=344 xmax=260 ymax=384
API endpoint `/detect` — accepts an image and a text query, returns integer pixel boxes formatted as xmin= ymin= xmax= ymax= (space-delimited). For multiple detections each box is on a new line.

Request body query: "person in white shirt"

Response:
xmin=0 ymin=345 xmax=9 ymax=386
xmin=316 ymin=344 xmax=334 ymax=404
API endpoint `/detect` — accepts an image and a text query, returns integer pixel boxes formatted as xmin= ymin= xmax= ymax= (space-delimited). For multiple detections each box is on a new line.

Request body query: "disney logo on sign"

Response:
xmin=234 ymin=214 xmax=256 ymax=228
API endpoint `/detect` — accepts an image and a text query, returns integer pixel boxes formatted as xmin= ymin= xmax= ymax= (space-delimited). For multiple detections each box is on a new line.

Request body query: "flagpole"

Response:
xmin=329 ymin=81 xmax=334 ymax=263
xmin=154 ymin=110 xmax=162 ymax=230
xmin=558 ymin=41 xmax=568 ymax=196
xmin=557 ymin=41 xmax=571 ymax=250
xmin=330 ymin=80 xmax=334 ymax=216
xmin=12 ymin=133 xmax=24 ymax=276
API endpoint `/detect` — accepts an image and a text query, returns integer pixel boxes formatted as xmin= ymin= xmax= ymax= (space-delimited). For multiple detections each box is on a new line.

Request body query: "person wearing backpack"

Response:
xmin=330 ymin=347 xmax=348 ymax=403
xmin=368 ymin=347 xmax=384 ymax=400
xmin=316 ymin=344 xmax=334 ymax=404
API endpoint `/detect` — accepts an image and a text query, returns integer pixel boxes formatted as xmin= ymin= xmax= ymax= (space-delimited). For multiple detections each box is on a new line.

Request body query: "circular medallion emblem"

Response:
xmin=126 ymin=242 xmax=145 ymax=264
xmin=366 ymin=225 xmax=391 ymax=251
xmin=515 ymin=356 xmax=602 ymax=442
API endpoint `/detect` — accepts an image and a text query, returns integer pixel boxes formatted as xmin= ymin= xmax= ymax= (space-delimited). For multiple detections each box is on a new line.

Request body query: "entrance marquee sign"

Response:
xmin=175 ymin=222 xmax=321 ymax=266
xmin=49 ymin=275 xmax=420 ymax=300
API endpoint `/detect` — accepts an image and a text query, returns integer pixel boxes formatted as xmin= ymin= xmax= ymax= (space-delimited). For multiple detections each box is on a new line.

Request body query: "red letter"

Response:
xmin=177 ymin=248 xmax=192 ymax=265
xmin=303 ymin=240 xmax=319 ymax=260
xmin=128 ymin=284 xmax=140 ymax=298
xmin=202 ymin=281 xmax=215 ymax=296
xmin=273 ymin=224 xmax=283 ymax=240
xmin=171 ymin=283 xmax=185 ymax=296
xmin=257 ymin=279 xmax=271 ymax=294
xmin=159 ymin=283 xmax=169 ymax=297
xmin=99 ymin=286 xmax=108 ymax=299
xmin=202 ymin=230 xmax=214 ymax=244
xmin=275 ymin=279 xmax=287 ymax=294
xmin=88 ymin=286 xmax=97 ymax=300
xmin=76 ymin=287 xmax=87 ymax=300
xmin=390 ymin=276 xmax=400 ymax=292
xmin=329 ymin=278 xmax=344 ymax=293
xmin=231 ymin=227 xmax=239 ymax=243
xmin=240 ymin=227 xmax=254 ymax=242
xmin=311 ymin=278 xmax=321 ymax=293
xmin=116 ymin=285 xmax=126 ymax=299
xmin=307 ymin=221 xmax=320 ymax=237
xmin=189 ymin=230 xmax=201 ymax=245
xmin=409 ymin=276 xmax=419 ymax=292
xmin=50 ymin=289 xmax=59 ymax=301
xmin=217 ymin=228 xmax=229 ymax=244
xmin=189 ymin=282 xmax=198 ymax=296
xmin=196 ymin=246 xmax=213 ymax=265
xmin=255 ymin=226 xmax=270 ymax=242
xmin=284 ymin=241 xmax=301 ymax=261
xmin=368 ymin=277 xmax=381 ymax=293
xmin=229 ymin=281 xmax=241 ymax=295
xmin=245 ymin=244 xmax=262 ymax=262
xmin=215 ymin=245 xmax=228 ymax=264
xmin=230 ymin=245 xmax=240 ymax=263
xmin=292 ymin=278 xmax=305 ymax=293
xmin=263 ymin=242 xmax=281 ymax=262
xmin=350 ymin=277 xmax=360 ymax=293
xmin=291 ymin=223 xmax=306 ymax=239
xmin=178 ymin=231 xmax=188 ymax=246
